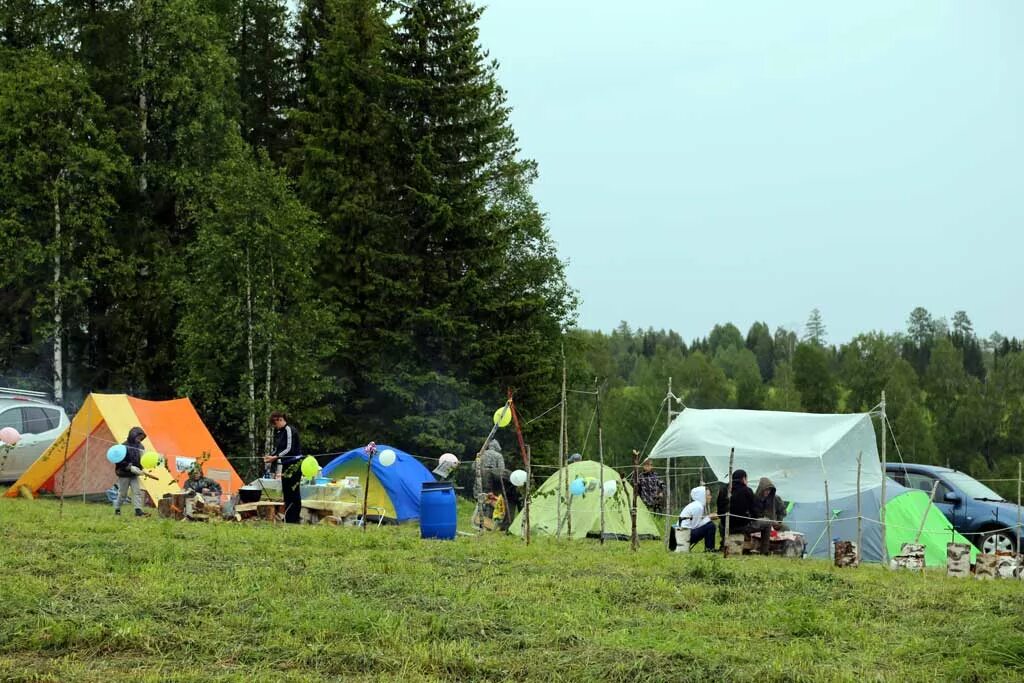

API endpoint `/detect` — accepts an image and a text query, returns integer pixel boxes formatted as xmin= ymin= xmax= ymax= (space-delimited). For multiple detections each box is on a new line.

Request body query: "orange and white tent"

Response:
xmin=5 ymin=393 xmax=243 ymax=504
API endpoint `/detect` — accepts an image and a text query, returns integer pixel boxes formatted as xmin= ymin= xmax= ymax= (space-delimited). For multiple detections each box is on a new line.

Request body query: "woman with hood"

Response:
xmin=755 ymin=477 xmax=788 ymax=530
xmin=114 ymin=426 xmax=148 ymax=517
xmin=672 ymin=485 xmax=717 ymax=551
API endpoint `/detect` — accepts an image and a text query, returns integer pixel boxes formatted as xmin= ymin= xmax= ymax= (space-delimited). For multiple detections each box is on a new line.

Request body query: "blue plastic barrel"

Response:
xmin=420 ymin=481 xmax=457 ymax=540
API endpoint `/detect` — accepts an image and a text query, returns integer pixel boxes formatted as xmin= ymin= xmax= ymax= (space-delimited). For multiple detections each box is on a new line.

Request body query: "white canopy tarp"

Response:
xmin=647 ymin=408 xmax=882 ymax=502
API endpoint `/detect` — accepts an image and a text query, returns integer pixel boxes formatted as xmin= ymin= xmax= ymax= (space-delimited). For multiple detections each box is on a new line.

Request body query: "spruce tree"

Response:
xmin=177 ymin=144 xmax=333 ymax=465
xmin=0 ymin=50 xmax=125 ymax=401
xmin=226 ymin=0 xmax=293 ymax=160
xmin=386 ymin=0 xmax=574 ymax=451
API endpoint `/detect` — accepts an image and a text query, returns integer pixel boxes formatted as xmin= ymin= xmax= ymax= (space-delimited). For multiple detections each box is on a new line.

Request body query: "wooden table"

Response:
xmin=299 ymin=484 xmax=363 ymax=524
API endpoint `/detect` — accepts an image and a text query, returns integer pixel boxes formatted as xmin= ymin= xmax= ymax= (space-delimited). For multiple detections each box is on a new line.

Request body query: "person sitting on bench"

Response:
xmin=676 ymin=485 xmax=718 ymax=551
xmin=716 ymin=469 xmax=770 ymax=552
xmin=755 ymin=476 xmax=788 ymax=531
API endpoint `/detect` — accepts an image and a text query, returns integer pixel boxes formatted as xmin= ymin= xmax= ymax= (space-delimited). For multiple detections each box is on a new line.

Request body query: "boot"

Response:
xmin=134 ymin=509 xmax=148 ymax=517
xmin=114 ymin=508 xmax=121 ymax=516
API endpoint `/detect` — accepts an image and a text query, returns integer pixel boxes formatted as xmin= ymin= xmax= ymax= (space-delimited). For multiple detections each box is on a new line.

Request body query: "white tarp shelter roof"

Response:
xmin=647 ymin=408 xmax=882 ymax=503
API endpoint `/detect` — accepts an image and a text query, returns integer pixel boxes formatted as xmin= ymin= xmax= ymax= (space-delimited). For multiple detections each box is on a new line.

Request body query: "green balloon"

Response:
xmin=300 ymin=456 xmax=319 ymax=478
xmin=140 ymin=451 xmax=160 ymax=469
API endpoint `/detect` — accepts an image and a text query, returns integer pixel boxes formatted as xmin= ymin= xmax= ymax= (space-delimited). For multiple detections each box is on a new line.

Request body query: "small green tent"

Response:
xmin=509 ymin=460 xmax=661 ymax=540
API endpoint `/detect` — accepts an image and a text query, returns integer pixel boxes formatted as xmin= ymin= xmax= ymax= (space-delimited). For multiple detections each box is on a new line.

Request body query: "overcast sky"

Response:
xmin=477 ymin=1 xmax=1022 ymax=343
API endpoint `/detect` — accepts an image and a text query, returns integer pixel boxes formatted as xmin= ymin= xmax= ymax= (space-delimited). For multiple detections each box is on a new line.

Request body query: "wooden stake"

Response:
xmin=663 ymin=378 xmax=674 ymax=549
xmin=524 ymin=444 xmax=532 ymax=545
xmin=556 ymin=347 xmax=566 ymax=539
xmin=596 ymin=382 xmax=606 ymax=545
xmin=630 ymin=449 xmax=640 ymax=552
xmin=508 ymin=393 xmax=529 ymax=534
xmin=724 ymin=448 xmax=735 ymax=550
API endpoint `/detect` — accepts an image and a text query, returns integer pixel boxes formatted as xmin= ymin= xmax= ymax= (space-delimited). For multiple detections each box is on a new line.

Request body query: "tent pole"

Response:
xmin=824 ymin=479 xmax=832 ymax=561
xmin=509 ymin=393 xmax=528 ymax=535
xmin=724 ymin=448 xmax=735 ymax=552
xmin=880 ymin=390 xmax=888 ymax=563
xmin=913 ymin=480 xmax=940 ymax=545
xmin=663 ymin=377 xmax=674 ymax=549
xmin=82 ymin=398 xmax=89 ymax=503
xmin=597 ymin=381 xmax=605 ymax=545
xmin=631 ymin=448 xmax=640 ymax=552
xmin=361 ymin=449 xmax=374 ymax=532
xmin=556 ymin=346 xmax=566 ymax=539
xmin=856 ymin=452 xmax=862 ymax=565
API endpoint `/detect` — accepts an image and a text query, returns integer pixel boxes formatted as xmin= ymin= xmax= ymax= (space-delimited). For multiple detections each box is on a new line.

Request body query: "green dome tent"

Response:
xmin=509 ymin=460 xmax=661 ymax=541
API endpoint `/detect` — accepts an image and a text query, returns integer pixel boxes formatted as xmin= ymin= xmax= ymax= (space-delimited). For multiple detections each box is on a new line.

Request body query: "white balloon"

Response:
xmin=602 ymin=480 xmax=618 ymax=497
xmin=378 ymin=449 xmax=396 ymax=467
xmin=509 ymin=469 xmax=528 ymax=487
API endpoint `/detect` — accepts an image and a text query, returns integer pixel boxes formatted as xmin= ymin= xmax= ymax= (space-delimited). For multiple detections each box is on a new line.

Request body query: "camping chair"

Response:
xmin=357 ymin=506 xmax=386 ymax=527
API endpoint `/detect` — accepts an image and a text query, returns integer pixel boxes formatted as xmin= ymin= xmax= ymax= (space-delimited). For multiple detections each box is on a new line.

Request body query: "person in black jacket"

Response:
xmin=716 ymin=469 xmax=767 ymax=549
xmin=114 ymin=426 xmax=148 ymax=517
xmin=263 ymin=412 xmax=302 ymax=524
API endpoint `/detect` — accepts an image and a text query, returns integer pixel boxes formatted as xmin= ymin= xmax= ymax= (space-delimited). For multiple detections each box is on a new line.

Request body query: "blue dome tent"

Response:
xmin=320 ymin=445 xmax=435 ymax=522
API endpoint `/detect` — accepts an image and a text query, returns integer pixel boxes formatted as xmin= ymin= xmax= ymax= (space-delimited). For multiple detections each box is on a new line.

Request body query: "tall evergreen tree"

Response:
xmin=0 ymin=50 xmax=125 ymax=402
xmin=745 ymin=321 xmax=774 ymax=381
xmin=803 ymin=308 xmax=827 ymax=346
xmin=226 ymin=0 xmax=293 ymax=160
xmin=292 ymin=0 xmax=411 ymax=443
xmin=177 ymin=145 xmax=332 ymax=466
xmin=380 ymin=0 xmax=574 ymax=451
xmin=792 ymin=342 xmax=837 ymax=413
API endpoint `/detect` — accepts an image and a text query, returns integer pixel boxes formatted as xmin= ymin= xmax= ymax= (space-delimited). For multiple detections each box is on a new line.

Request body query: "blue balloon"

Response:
xmin=569 ymin=478 xmax=586 ymax=496
xmin=106 ymin=444 xmax=127 ymax=464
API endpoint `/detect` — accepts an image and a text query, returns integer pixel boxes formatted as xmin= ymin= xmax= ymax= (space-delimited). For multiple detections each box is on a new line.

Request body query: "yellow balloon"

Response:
xmin=140 ymin=451 xmax=159 ymax=469
xmin=493 ymin=406 xmax=512 ymax=428
xmin=301 ymin=456 xmax=320 ymax=478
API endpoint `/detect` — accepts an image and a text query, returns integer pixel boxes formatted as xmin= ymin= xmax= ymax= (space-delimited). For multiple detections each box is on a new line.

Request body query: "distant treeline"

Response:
xmin=555 ymin=308 xmax=1024 ymax=500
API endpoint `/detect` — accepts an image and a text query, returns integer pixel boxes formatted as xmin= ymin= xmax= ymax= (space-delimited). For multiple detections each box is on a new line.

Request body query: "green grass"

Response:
xmin=1 ymin=494 xmax=1023 ymax=682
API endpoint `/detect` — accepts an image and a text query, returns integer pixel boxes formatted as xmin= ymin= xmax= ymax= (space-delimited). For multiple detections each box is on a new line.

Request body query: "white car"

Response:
xmin=0 ymin=388 xmax=70 ymax=483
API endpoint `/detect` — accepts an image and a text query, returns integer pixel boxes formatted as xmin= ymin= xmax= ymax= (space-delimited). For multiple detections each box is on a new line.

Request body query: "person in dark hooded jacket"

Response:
xmin=715 ymin=469 xmax=764 ymax=539
xmin=114 ymin=427 xmax=148 ymax=516
xmin=755 ymin=476 xmax=788 ymax=530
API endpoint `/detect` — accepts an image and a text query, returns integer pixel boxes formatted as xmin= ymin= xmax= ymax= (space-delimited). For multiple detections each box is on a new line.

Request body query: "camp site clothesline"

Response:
xmin=646 ymin=508 xmax=1024 ymax=535
xmin=50 ymin=417 xmax=1022 ymax=486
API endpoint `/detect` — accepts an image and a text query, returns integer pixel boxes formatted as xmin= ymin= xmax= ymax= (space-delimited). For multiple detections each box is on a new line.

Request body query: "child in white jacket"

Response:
xmin=676 ymin=485 xmax=718 ymax=551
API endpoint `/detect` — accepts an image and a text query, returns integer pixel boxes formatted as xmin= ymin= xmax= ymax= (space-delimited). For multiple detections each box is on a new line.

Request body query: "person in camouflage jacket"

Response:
xmin=183 ymin=466 xmax=222 ymax=496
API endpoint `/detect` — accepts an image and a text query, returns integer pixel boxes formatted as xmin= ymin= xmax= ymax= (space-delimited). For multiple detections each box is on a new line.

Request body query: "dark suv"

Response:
xmin=886 ymin=463 xmax=1023 ymax=554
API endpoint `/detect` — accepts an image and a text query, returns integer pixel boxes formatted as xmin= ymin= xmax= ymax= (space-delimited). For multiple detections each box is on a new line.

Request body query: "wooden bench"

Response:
xmin=235 ymin=501 xmax=284 ymax=522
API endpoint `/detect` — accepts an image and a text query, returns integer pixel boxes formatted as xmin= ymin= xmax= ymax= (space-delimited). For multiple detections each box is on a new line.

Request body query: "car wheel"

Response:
xmin=979 ymin=530 xmax=1017 ymax=554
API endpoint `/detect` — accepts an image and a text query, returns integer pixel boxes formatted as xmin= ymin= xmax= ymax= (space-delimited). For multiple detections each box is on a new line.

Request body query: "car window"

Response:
xmin=21 ymin=407 xmax=58 ymax=435
xmin=0 ymin=408 xmax=24 ymax=432
xmin=903 ymin=472 xmax=952 ymax=499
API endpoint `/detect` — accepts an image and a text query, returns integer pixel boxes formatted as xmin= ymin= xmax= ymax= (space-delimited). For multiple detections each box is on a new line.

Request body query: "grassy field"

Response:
xmin=1 ymin=493 xmax=1023 ymax=682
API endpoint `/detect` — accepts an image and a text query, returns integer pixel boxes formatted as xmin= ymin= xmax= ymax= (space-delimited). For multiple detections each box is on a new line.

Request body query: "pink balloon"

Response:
xmin=0 ymin=427 xmax=20 ymax=446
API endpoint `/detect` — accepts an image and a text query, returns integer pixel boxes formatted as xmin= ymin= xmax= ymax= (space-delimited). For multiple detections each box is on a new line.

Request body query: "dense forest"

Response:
xmin=2 ymin=2 xmax=1022 ymax=500
xmin=0 ymin=0 xmax=575 ymax=473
